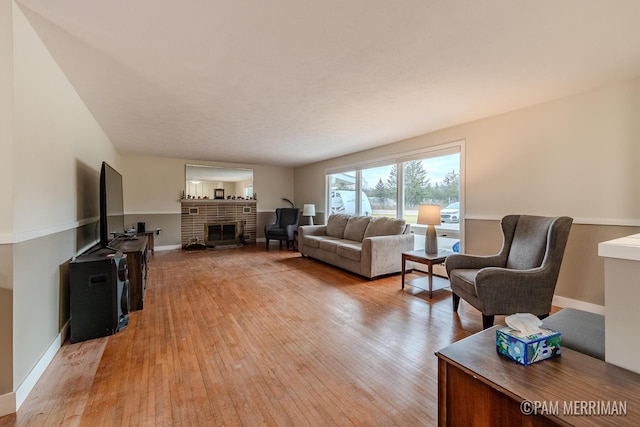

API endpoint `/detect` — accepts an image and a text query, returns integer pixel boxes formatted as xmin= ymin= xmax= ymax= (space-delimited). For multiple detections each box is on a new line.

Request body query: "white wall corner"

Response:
xmin=155 ymin=244 xmax=182 ymax=252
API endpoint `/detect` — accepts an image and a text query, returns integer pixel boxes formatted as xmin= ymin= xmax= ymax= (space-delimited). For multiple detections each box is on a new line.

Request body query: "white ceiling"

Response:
xmin=16 ymin=0 xmax=640 ymax=168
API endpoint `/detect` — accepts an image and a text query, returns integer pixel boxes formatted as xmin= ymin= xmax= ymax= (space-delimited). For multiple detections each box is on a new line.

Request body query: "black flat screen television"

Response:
xmin=99 ymin=162 xmax=125 ymax=247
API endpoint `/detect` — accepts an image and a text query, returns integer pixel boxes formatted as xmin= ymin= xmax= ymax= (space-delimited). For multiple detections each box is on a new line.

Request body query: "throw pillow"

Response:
xmin=363 ymin=217 xmax=406 ymax=238
xmin=326 ymin=214 xmax=350 ymax=238
xmin=343 ymin=216 xmax=371 ymax=242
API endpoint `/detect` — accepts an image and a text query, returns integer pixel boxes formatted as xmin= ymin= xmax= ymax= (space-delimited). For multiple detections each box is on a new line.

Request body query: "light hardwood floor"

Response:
xmin=1 ymin=245 xmax=503 ymax=426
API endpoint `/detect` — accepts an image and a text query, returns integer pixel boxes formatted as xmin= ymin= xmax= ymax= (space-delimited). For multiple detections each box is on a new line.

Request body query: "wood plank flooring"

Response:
xmin=1 ymin=245 xmax=505 ymax=426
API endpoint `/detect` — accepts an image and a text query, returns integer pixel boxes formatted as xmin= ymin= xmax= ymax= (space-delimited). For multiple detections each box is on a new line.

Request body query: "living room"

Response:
xmin=2 ymin=0 xmax=640 ymax=422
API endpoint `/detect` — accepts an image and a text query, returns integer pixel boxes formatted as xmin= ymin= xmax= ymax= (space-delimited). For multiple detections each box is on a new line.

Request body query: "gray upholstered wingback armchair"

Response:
xmin=445 ymin=215 xmax=573 ymax=329
xmin=265 ymin=208 xmax=300 ymax=249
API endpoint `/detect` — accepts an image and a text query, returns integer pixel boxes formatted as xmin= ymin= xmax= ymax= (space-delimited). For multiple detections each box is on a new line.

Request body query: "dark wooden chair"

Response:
xmin=265 ymin=208 xmax=300 ymax=249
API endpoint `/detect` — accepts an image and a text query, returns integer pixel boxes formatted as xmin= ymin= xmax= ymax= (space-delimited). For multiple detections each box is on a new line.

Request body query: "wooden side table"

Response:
xmin=401 ymin=249 xmax=452 ymax=298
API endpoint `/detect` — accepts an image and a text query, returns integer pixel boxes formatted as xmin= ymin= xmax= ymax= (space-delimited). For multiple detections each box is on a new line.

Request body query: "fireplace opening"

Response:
xmin=204 ymin=221 xmax=242 ymax=246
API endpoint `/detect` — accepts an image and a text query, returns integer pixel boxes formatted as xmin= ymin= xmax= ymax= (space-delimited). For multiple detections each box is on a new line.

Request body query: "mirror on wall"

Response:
xmin=184 ymin=164 xmax=254 ymax=200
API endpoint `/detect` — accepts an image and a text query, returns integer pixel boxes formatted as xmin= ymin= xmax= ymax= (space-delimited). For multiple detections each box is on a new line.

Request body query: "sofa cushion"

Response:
xmin=449 ymin=269 xmax=480 ymax=296
xmin=363 ymin=217 xmax=406 ymax=238
xmin=336 ymin=242 xmax=362 ymax=261
xmin=343 ymin=216 xmax=371 ymax=242
xmin=319 ymin=238 xmax=342 ymax=253
xmin=303 ymin=235 xmax=339 ymax=249
xmin=326 ymin=214 xmax=350 ymax=238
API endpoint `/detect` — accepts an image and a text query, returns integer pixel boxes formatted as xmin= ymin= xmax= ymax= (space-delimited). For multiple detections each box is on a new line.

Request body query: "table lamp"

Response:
xmin=417 ymin=204 xmax=441 ymax=254
xmin=303 ymin=204 xmax=316 ymax=225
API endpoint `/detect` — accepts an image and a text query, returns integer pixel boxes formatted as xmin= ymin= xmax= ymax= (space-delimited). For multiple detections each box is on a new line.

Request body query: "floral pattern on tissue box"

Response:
xmin=496 ymin=327 xmax=561 ymax=365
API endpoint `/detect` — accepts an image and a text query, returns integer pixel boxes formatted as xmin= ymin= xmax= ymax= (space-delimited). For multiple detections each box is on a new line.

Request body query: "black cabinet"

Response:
xmin=70 ymin=252 xmax=129 ymax=343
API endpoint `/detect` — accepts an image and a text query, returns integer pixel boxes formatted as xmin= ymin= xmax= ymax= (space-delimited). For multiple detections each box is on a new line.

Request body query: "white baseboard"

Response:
xmin=552 ymin=295 xmax=605 ymax=315
xmin=156 ymin=242 xmax=264 ymax=252
xmin=3 ymin=321 xmax=70 ymax=416
xmin=156 ymin=244 xmax=182 ymax=252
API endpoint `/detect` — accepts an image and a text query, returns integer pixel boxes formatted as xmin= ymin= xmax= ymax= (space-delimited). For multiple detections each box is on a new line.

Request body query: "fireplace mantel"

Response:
xmin=181 ymin=199 xmax=257 ymax=247
xmin=180 ymin=199 xmax=257 ymax=204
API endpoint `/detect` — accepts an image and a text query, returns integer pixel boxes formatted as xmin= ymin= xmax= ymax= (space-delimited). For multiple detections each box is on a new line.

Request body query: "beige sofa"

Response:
xmin=299 ymin=214 xmax=415 ymax=279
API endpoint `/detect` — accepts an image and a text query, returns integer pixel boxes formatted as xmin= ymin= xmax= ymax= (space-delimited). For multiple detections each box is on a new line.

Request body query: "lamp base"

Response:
xmin=308 ymin=217 xmax=314 ymax=226
xmin=425 ymin=225 xmax=438 ymax=254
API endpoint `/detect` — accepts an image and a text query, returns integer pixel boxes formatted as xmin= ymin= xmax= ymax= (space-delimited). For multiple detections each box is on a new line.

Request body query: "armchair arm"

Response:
xmin=285 ymin=223 xmax=298 ymax=240
xmin=475 ymin=266 xmax=557 ymax=315
xmin=445 ymin=253 xmax=506 ymax=276
xmin=265 ymin=223 xmax=279 ymax=232
xmin=361 ymin=234 xmax=415 ymax=278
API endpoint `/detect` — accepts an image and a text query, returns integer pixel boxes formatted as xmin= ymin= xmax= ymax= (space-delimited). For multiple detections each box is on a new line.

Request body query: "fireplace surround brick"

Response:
xmin=181 ymin=200 xmax=257 ymax=247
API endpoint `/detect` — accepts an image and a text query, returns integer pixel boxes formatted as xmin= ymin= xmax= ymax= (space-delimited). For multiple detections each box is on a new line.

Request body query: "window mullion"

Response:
xmin=355 ymin=170 xmax=362 ymax=215
xmin=397 ymin=162 xmax=404 ymax=219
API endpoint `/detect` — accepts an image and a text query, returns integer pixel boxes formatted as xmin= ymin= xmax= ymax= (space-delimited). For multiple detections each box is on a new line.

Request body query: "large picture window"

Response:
xmin=361 ymin=164 xmax=397 ymax=218
xmin=326 ymin=143 xmax=463 ymax=251
xmin=328 ymin=171 xmax=358 ymax=215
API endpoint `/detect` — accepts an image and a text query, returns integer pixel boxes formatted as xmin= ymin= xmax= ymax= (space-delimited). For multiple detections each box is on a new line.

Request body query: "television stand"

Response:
xmin=110 ymin=236 xmax=148 ymax=311
xmin=136 ymin=231 xmax=155 ymax=255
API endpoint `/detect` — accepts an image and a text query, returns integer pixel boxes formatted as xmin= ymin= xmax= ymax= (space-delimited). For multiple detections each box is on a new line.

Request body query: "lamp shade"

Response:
xmin=303 ymin=204 xmax=316 ymax=216
xmin=417 ymin=204 xmax=441 ymax=225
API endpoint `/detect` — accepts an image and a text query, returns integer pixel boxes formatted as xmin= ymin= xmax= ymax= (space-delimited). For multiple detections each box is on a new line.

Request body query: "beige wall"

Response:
xmin=0 ymin=0 xmax=13 ymax=238
xmin=1 ymin=2 xmax=119 ymax=406
xmin=294 ymin=77 xmax=640 ymax=307
xmin=12 ymin=232 xmax=77 ymax=389
xmin=295 ymin=78 xmax=640 ymax=223
xmin=0 ymin=245 xmax=13 ymax=395
xmin=12 ymin=6 xmax=118 ymax=235
xmin=121 ymin=153 xmax=294 ymax=245
xmin=123 ymin=213 xmax=180 ymax=249
xmin=0 ymin=0 xmax=14 ymax=399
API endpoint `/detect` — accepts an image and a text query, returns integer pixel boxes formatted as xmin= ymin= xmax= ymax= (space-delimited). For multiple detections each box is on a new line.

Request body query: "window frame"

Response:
xmin=325 ymin=140 xmax=465 ymax=252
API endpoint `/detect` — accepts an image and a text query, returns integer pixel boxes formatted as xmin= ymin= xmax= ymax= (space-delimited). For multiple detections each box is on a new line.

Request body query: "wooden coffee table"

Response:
xmin=401 ymin=249 xmax=452 ymax=298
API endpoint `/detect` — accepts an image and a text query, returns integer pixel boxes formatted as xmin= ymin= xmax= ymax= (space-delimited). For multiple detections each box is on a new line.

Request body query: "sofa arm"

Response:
xmin=298 ymin=224 xmax=327 ymax=238
xmin=361 ymin=234 xmax=415 ymax=278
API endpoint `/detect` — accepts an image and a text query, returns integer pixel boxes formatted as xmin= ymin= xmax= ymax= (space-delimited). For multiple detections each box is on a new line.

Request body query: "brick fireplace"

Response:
xmin=180 ymin=200 xmax=257 ymax=247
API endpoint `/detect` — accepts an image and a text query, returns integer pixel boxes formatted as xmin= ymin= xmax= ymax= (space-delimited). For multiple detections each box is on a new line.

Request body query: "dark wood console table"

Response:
xmin=136 ymin=231 xmax=155 ymax=255
xmin=436 ymin=326 xmax=640 ymax=426
xmin=111 ymin=236 xmax=148 ymax=311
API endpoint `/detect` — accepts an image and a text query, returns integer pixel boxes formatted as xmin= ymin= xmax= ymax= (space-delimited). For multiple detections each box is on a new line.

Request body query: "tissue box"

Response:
xmin=496 ymin=327 xmax=561 ymax=365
